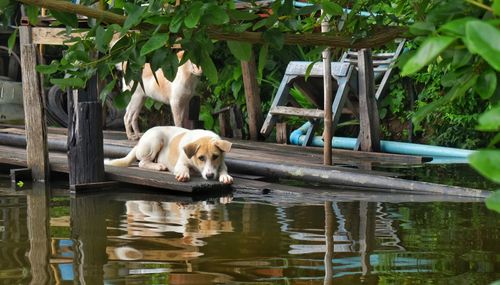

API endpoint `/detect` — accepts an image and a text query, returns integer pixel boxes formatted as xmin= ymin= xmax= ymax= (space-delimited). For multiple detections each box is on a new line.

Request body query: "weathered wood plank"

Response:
xmin=270 ymin=106 xmax=324 ymax=118
xmin=0 ymin=145 xmax=229 ymax=193
xmin=20 ymin=26 xmax=50 ymax=182
xmin=240 ymin=52 xmax=263 ymax=140
xmin=356 ymin=49 xmax=381 ymax=152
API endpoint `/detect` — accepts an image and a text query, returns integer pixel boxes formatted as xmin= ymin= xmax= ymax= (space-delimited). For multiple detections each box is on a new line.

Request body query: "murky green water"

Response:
xmin=0 ymin=165 xmax=499 ymax=285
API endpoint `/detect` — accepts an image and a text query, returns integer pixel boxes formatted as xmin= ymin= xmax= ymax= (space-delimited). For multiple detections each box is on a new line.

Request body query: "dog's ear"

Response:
xmin=183 ymin=142 xmax=200 ymax=158
xmin=215 ymin=140 xmax=232 ymax=153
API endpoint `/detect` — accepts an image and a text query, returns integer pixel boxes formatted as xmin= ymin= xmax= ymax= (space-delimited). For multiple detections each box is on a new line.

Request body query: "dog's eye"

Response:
xmin=198 ymin=156 xmax=205 ymax=161
xmin=212 ymin=155 xmax=219 ymax=160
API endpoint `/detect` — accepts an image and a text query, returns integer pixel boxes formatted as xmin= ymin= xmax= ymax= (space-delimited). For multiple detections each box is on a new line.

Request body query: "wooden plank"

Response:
xmin=20 ymin=26 xmax=50 ymax=182
xmin=0 ymin=128 xmax=431 ymax=166
xmin=356 ymin=49 xmax=381 ymax=152
xmin=285 ymin=61 xmax=349 ymax=77
xmin=0 ymin=145 xmax=229 ymax=193
xmin=240 ymin=52 xmax=263 ymax=140
xmin=270 ymin=106 xmax=324 ymax=118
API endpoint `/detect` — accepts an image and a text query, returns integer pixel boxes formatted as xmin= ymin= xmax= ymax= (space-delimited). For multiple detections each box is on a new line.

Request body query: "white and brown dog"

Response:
xmin=121 ymin=51 xmax=202 ymax=140
xmin=105 ymin=126 xmax=233 ymax=184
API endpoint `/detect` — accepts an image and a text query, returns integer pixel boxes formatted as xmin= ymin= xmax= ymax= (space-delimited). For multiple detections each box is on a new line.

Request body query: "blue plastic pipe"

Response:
xmin=290 ymin=122 xmax=475 ymax=159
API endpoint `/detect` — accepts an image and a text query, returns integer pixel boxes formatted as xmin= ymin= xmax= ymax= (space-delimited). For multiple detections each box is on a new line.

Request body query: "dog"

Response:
xmin=105 ymin=126 xmax=233 ymax=184
xmin=121 ymin=51 xmax=202 ymax=140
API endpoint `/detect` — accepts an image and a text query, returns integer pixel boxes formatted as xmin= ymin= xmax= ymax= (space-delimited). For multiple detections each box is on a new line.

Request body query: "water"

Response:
xmin=0 ymin=165 xmax=499 ymax=285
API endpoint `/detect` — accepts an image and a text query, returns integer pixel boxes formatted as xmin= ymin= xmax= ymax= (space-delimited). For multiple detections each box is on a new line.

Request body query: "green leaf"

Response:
xmin=184 ymin=1 xmax=204 ymax=28
xmin=144 ymin=97 xmax=155 ymax=110
xmin=26 ymin=5 xmax=39 ymax=25
xmin=439 ymin=17 xmax=474 ymax=37
xmin=409 ymin=21 xmax=435 ymax=36
xmin=7 ymin=29 xmax=17 ymax=54
xmin=95 ymin=26 xmax=115 ymax=53
xmin=122 ymin=3 xmax=146 ymax=33
xmin=469 ymin=150 xmax=500 ymax=183
xmin=50 ymin=10 xmax=78 ymax=27
xmin=493 ymin=0 xmax=500 ymax=16
xmin=200 ymin=52 xmax=218 ymax=84
xmin=202 ymin=5 xmax=229 ymax=25
xmin=227 ymin=41 xmax=252 ymax=61
xmin=477 ymin=105 xmax=500 ymax=132
xmin=257 ymin=43 xmax=268 ymax=81
xmin=35 ymin=63 xmax=58 ymax=75
xmin=485 ymin=190 xmax=500 ymax=214
xmin=99 ymin=79 xmax=116 ymax=103
xmin=161 ymin=52 xmax=180 ymax=82
xmin=144 ymin=15 xmax=170 ymax=25
xmin=263 ymin=29 xmax=284 ymax=50
xmin=466 ymin=21 xmax=500 ymax=71
xmin=475 ymin=69 xmax=497 ymax=99
xmin=228 ymin=9 xmax=259 ymax=21
xmin=170 ymin=12 xmax=184 ymax=33
xmin=278 ymin=0 xmax=294 ymax=16
xmin=297 ymin=4 xmax=320 ymax=15
xmin=412 ymin=74 xmax=478 ymax=125
xmin=401 ymin=36 xmax=455 ymax=76
xmin=321 ymin=1 xmax=343 ymax=16
xmin=50 ymin=77 xmax=86 ymax=88
xmin=114 ymin=90 xmax=131 ymax=109
xmin=140 ymin=33 xmax=168 ymax=56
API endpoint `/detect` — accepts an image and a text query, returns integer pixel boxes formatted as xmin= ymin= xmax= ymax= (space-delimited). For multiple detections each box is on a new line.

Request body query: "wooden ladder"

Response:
xmin=260 ymin=40 xmax=405 ymax=149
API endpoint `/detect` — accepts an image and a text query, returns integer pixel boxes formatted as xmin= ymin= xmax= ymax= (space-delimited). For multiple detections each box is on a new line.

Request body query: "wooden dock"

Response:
xmin=0 ymin=125 xmax=492 ymax=198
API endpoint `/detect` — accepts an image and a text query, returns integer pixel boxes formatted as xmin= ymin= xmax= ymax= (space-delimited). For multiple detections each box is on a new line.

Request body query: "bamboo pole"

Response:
xmin=322 ymin=11 xmax=332 ymax=165
xmin=17 ymin=0 xmax=408 ymax=48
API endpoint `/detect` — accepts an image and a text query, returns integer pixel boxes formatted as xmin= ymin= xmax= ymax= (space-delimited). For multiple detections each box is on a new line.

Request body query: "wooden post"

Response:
xmin=241 ymin=52 xmax=263 ymax=140
xmin=19 ymin=26 xmax=50 ymax=182
xmin=218 ymin=111 xmax=231 ymax=138
xmin=67 ymin=75 xmax=105 ymax=186
xmin=27 ymin=183 xmax=52 ymax=284
xmin=321 ymin=12 xmax=333 ymax=165
xmin=356 ymin=49 xmax=381 ymax=152
xmin=276 ymin=122 xmax=288 ymax=144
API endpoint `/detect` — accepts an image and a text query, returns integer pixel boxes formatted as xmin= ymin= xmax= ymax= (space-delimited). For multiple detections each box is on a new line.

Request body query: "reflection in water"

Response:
xmin=0 ymin=178 xmax=498 ymax=284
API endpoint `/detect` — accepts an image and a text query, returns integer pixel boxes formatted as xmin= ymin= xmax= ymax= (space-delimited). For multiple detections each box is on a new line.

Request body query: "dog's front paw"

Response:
xmin=219 ymin=174 xmax=233 ymax=185
xmin=175 ymin=170 xmax=190 ymax=182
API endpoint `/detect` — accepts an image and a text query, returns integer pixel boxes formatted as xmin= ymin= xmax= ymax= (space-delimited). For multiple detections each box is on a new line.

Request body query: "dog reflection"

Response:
xmin=111 ymin=198 xmax=233 ymax=261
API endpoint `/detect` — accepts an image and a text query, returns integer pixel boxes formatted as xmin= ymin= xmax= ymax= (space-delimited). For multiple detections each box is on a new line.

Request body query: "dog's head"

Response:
xmin=183 ymin=138 xmax=232 ymax=180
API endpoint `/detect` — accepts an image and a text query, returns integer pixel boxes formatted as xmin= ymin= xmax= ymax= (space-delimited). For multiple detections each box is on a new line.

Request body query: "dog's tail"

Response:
xmin=105 ymin=147 xmax=137 ymax=167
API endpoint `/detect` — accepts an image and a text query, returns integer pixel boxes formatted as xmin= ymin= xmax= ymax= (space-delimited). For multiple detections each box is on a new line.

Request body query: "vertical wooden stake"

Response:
xmin=241 ymin=52 xmax=263 ymax=140
xmin=357 ymin=49 xmax=381 ymax=152
xmin=19 ymin=26 xmax=50 ymax=182
xmin=321 ymin=11 xmax=333 ymax=165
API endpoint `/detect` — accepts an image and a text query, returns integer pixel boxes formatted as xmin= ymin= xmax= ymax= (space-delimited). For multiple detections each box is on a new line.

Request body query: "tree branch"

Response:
xmin=17 ymin=0 xmax=409 ymax=48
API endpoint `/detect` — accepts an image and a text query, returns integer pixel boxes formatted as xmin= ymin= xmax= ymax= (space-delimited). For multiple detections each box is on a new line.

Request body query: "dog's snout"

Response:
xmin=206 ymin=173 xmax=215 ymax=179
